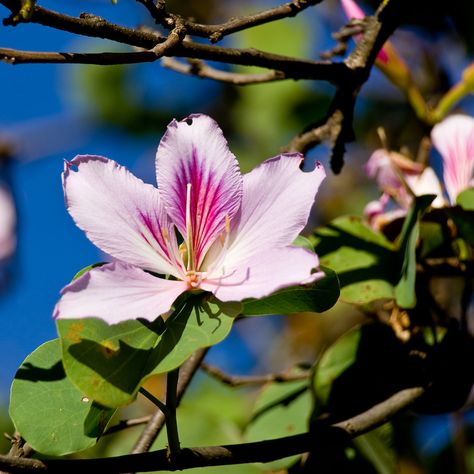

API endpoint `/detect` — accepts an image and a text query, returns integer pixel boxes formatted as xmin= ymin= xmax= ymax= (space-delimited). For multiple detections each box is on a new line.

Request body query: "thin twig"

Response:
xmin=201 ymin=362 xmax=310 ymax=387
xmin=0 ymin=386 xmax=425 ymax=473
xmin=103 ymin=416 xmax=153 ymax=437
xmin=135 ymin=0 xmax=323 ymax=43
xmin=161 ymin=57 xmax=286 ymax=84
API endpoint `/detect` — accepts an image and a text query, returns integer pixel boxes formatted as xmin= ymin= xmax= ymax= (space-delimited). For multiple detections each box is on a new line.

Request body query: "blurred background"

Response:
xmin=1 ymin=0 xmax=474 ymax=471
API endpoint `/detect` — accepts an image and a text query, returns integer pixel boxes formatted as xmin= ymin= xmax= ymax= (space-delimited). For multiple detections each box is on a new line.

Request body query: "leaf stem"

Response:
xmin=139 ymin=387 xmax=169 ymax=416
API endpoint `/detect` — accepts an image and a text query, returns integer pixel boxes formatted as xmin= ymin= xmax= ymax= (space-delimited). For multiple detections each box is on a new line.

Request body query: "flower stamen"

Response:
xmin=185 ymin=183 xmax=195 ymax=271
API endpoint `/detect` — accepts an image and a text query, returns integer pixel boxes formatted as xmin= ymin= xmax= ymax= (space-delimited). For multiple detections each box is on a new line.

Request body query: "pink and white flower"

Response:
xmin=54 ymin=114 xmax=326 ymax=324
xmin=431 ymin=114 xmax=474 ymax=204
xmin=364 ymin=114 xmax=474 ymax=229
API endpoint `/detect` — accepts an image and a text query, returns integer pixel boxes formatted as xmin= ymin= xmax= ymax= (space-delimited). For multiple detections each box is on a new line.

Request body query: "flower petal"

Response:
xmin=201 ymin=246 xmax=323 ymax=302
xmin=405 ymin=167 xmax=445 ymax=207
xmin=205 ymin=154 xmax=325 ymax=271
xmin=431 ymin=114 xmax=474 ymax=204
xmin=156 ymin=114 xmax=242 ymax=268
xmin=63 ymin=155 xmax=182 ymax=277
xmin=53 ymin=262 xmax=188 ymax=324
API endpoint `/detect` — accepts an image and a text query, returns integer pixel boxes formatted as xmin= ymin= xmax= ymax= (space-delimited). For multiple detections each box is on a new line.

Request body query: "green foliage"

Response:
xmin=245 ymin=378 xmax=310 ymax=470
xmin=10 ymin=340 xmax=114 ymax=455
xmin=57 ymin=294 xmax=235 ymax=407
xmin=311 ymin=323 xmax=413 ymax=420
xmin=353 ymin=424 xmax=397 ymax=474
xmin=394 ymin=195 xmax=435 ymax=308
xmin=242 ymin=265 xmax=340 ymax=315
xmin=312 ymin=216 xmax=398 ymax=304
xmin=456 ymin=187 xmax=474 ymax=210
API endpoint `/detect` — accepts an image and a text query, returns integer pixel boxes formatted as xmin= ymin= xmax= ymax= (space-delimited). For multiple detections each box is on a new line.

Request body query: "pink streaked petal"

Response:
xmin=156 ymin=114 xmax=242 ymax=268
xmin=405 ymin=167 xmax=445 ymax=208
xmin=63 ymin=155 xmax=182 ymax=277
xmin=364 ymin=193 xmax=390 ymax=222
xmin=431 ymin=114 xmax=474 ymax=204
xmin=365 ymin=149 xmax=423 ymax=190
xmin=201 ymin=247 xmax=323 ymax=302
xmin=53 ymin=262 xmax=188 ymax=324
xmin=205 ymin=154 xmax=325 ymax=271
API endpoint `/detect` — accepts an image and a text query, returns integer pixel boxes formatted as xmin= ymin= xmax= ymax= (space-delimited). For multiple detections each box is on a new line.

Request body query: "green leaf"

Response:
xmin=73 ymin=263 xmax=105 ymax=281
xmin=395 ymin=195 xmax=435 ymax=308
xmin=292 ymin=234 xmax=315 ymax=251
xmin=312 ymin=328 xmax=361 ymax=409
xmin=245 ymin=379 xmax=310 ymax=470
xmin=448 ymin=207 xmax=474 ymax=247
xmin=57 ymin=294 xmax=235 ymax=407
xmin=456 ymin=187 xmax=474 ymax=210
xmin=312 ymin=216 xmax=397 ymax=304
xmin=241 ymin=266 xmax=340 ymax=316
xmin=353 ymin=424 xmax=396 ymax=474
xmin=419 ymin=222 xmax=445 ymax=258
xmin=311 ymin=324 xmax=411 ymax=420
xmin=9 ymin=340 xmax=114 ymax=456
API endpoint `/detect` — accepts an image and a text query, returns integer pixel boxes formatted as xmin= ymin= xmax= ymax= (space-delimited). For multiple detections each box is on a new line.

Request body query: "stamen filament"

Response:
xmin=185 ymin=183 xmax=194 ymax=271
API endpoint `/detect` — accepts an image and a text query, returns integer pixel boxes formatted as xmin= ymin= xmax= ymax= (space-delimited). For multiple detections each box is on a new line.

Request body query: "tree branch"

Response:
xmin=285 ymin=0 xmax=413 ymax=172
xmin=201 ymin=362 xmax=310 ymax=386
xmin=0 ymin=386 xmax=425 ymax=473
xmin=0 ymin=0 xmax=350 ymax=81
xmin=135 ymin=0 xmax=323 ymax=43
xmin=175 ymin=0 xmax=324 ymax=43
xmin=161 ymin=57 xmax=286 ymax=84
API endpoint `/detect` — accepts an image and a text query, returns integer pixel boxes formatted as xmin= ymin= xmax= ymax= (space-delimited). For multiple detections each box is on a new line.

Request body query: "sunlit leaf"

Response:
xmin=456 ymin=187 xmax=474 ymax=210
xmin=394 ymin=195 xmax=435 ymax=308
xmin=9 ymin=340 xmax=114 ymax=456
xmin=242 ymin=266 xmax=339 ymax=316
xmin=57 ymin=294 xmax=235 ymax=407
xmin=312 ymin=216 xmax=397 ymax=304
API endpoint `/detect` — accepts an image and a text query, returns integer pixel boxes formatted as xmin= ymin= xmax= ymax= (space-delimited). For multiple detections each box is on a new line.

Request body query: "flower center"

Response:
xmin=185 ymin=270 xmax=206 ymax=288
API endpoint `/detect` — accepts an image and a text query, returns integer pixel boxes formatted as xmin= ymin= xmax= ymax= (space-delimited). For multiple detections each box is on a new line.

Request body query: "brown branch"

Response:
xmin=162 ymin=57 xmax=286 ymax=85
xmin=0 ymin=0 xmax=351 ymax=82
xmin=0 ymin=22 xmax=185 ymax=65
xmin=201 ymin=362 xmax=310 ymax=386
xmin=0 ymin=386 xmax=425 ymax=473
xmin=103 ymin=416 xmax=152 ymax=437
xmin=135 ymin=0 xmax=323 ymax=43
xmin=179 ymin=0 xmax=324 ymax=43
xmin=130 ymin=348 xmax=208 ymax=455
xmin=285 ymin=0 xmax=413 ymax=172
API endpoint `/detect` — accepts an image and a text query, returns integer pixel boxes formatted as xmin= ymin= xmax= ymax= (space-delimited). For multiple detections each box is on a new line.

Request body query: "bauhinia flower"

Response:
xmin=364 ymin=114 xmax=474 ymax=229
xmin=54 ymin=114 xmax=326 ymax=324
xmin=431 ymin=114 xmax=474 ymax=204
